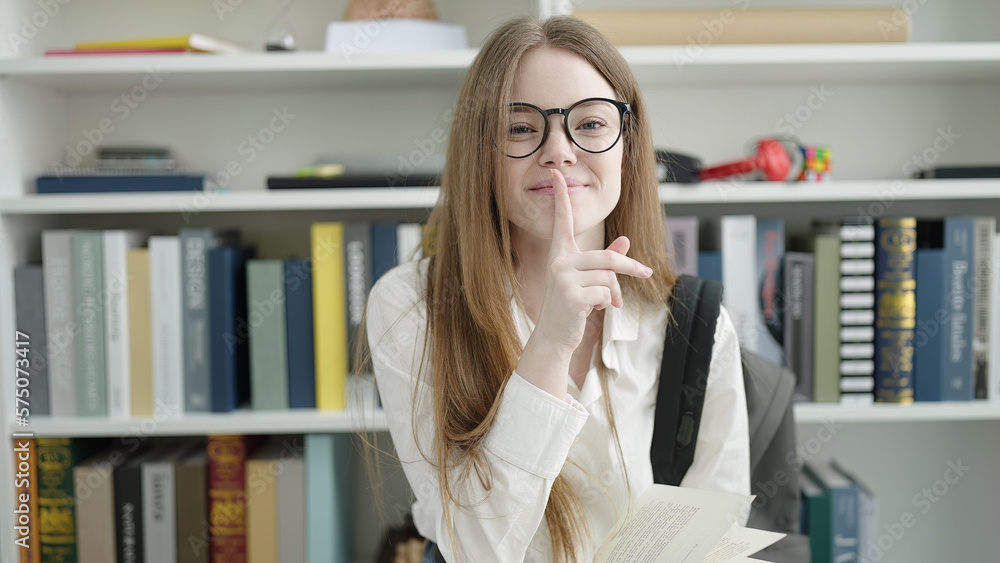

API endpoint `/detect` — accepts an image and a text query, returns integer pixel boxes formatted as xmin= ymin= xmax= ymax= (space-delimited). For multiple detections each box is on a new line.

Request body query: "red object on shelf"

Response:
xmin=698 ymin=137 xmax=793 ymax=182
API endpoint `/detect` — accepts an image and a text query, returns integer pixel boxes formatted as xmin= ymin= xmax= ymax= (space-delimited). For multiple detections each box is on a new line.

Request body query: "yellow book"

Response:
xmin=245 ymin=441 xmax=281 ymax=563
xmin=74 ymin=33 xmax=246 ymax=53
xmin=311 ymin=223 xmax=348 ymax=410
xmin=127 ymin=248 xmax=154 ymax=416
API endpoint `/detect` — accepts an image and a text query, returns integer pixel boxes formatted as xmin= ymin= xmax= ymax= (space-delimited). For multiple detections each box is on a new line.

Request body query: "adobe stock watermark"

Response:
xmin=179 ymin=106 xmax=296 ymax=223
xmin=6 ymin=0 xmax=74 ymax=55
xmin=672 ymin=0 xmax=751 ymax=71
xmin=864 ymin=458 xmax=970 ymax=561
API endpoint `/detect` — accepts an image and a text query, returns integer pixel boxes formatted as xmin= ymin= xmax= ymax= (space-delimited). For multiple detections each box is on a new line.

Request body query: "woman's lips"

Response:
xmin=528 ymin=184 xmax=588 ymax=195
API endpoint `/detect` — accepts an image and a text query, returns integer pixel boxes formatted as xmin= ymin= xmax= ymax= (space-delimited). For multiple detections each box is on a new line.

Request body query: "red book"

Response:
xmin=207 ymin=435 xmax=261 ymax=563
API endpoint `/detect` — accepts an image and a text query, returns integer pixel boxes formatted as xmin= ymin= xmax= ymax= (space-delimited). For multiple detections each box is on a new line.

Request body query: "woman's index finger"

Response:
xmin=550 ymin=168 xmax=579 ymax=252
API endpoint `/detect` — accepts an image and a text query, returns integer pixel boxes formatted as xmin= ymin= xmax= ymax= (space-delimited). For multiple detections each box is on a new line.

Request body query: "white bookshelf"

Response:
xmin=2 ymin=0 xmax=1000 ymax=561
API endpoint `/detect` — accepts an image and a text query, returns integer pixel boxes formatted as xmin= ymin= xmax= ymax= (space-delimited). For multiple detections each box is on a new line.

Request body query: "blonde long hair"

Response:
xmin=359 ymin=15 xmax=676 ymax=563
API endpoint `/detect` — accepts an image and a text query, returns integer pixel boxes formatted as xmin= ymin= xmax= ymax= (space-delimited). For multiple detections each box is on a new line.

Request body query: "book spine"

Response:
xmin=43 ymin=230 xmax=78 ymax=417
xmin=128 ymin=249 xmax=154 ymax=417
xmin=973 ymin=217 xmax=995 ymax=398
xmin=13 ymin=438 xmax=39 ymax=563
xmin=209 ymin=247 xmax=255 ymax=413
xmin=245 ymin=444 xmax=280 ymax=563
xmin=305 ymin=434 xmax=352 ymax=563
xmin=37 ymin=438 xmax=79 ymax=563
xmin=208 ymin=436 xmax=252 ymax=563
xmin=783 ymin=252 xmax=815 ymax=401
xmin=991 ymin=233 xmax=1000 ymax=401
xmin=74 ymin=450 xmax=118 ymax=562
xmin=36 ymin=175 xmax=204 ymax=194
xmin=14 ymin=266 xmax=51 ymax=416
xmin=665 ymin=216 xmax=699 ymax=276
xmin=344 ymin=222 xmax=374 ymax=375
xmin=874 ymin=218 xmax=917 ymax=403
xmin=813 ymin=234 xmax=841 ymax=402
xmin=284 ymin=260 xmax=316 ymax=409
xmin=722 ymin=215 xmax=760 ymax=354
xmin=944 ymin=217 xmax=976 ymax=400
xmin=104 ymin=230 xmax=146 ymax=419
xmin=839 ymin=217 xmax=876 ymax=405
xmin=371 ymin=222 xmax=398 ymax=283
xmin=913 ymin=249 xmax=948 ymax=401
xmin=247 ymin=260 xmax=289 ymax=410
xmin=149 ymin=237 xmax=184 ymax=417
xmin=697 ymin=251 xmax=722 ymax=284
xmin=755 ymin=218 xmax=786 ymax=365
xmin=115 ymin=452 xmax=147 ymax=563
xmin=142 ymin=456 xmax=178 ymax=563
xmin=176 ymin=448 xmax=209 ymax=563
xmin=312 ymin=223 xmax=348 ymax=410
xmin=276 ymin=440 xmax=305 ymax=563
xmin=395 ymin=223 xmax=423 ymax=264
xmin=73 ymin=231 xmax=108 ymax=416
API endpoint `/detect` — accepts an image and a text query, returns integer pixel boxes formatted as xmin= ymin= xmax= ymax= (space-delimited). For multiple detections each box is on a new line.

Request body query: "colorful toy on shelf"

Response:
xmin=797 ymin=145 xmax=832 ymax=182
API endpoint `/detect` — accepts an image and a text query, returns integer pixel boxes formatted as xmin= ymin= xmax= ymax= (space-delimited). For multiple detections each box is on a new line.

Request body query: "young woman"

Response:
xmin=363 ymin=15 xmax=750 ymax=563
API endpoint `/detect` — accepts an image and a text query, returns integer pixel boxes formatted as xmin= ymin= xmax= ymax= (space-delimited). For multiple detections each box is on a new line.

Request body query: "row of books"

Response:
xmin=665 ymin=214 xmax=999 ymax=404
xmin=800 ymin=459 xmax=877 ymax=563
xmin=14 ymin=223 xmax=425 ymax=418
xmin=13 ymin=434 xmax=351 ymax=563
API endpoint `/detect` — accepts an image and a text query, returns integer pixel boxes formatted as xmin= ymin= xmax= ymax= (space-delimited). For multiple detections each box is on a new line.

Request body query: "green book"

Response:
xmin=813 ymin=234 xmax=841 ymax=402
xmin=73 ymin=231 xmax=107 ymax=416
xmin=37 ymin=438 xmax=101 ymax=563
xmin=800 ymin=467 xmax=832 ymax=563
xmin=247 ymin=259 xmax=289 ymax=410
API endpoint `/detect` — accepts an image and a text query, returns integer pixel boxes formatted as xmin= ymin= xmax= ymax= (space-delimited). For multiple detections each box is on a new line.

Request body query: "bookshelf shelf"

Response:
xmin=2 ymin=179 xmax=997 ymax=215
xmin=2 ymin=42 xmax=1000 ymax=91
xmin=793 ymin=401 xmax=1000 ymax=424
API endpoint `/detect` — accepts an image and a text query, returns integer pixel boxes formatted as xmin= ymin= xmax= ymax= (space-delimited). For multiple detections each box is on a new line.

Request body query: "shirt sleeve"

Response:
xmin=678 ymin=304 xmax=752 ymax=499
xmin=365 ymin=264 xmax=590 ymax=562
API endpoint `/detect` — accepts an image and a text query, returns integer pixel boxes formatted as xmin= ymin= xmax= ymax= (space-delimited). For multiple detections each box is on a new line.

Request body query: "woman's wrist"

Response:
xmin=516 ymin=334 xmax=573 ymax=400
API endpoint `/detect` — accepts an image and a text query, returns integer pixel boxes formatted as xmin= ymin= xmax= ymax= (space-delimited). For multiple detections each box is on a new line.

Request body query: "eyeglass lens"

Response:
xmin=504 ymin=100 xmax=623 ymax=158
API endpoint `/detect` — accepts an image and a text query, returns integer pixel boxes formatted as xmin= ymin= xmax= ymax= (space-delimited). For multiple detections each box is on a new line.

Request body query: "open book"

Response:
xmin=595 ymin=484 xmax=784 ymax=563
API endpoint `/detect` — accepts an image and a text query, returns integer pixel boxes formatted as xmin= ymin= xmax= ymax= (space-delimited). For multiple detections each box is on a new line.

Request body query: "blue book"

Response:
xmin=944 ymin=216 xmax=976 ymax=401
xmin=284 ymin=259 xmax=316 ymax=409
xmin=698 ymin=251 xmax=722 ymax=285
xmin=372 ymin=222 xmax=398 ymax=283
xmin=208 ymin=245 xmax=255 ymax=412
xmin=306 ymin=434 xmax=352 ymax=563
xmin=914 ymin=249 xmax=949 ymax=401
xmin=873 ymin=218 xmax=917 ymax=403
xmin=36 ymin=174 xmax=205 ymax=194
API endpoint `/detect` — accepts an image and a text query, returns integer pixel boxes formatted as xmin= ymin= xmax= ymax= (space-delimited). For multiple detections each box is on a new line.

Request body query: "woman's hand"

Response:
xmin=532 ymin=168 xmax=653 ymax=357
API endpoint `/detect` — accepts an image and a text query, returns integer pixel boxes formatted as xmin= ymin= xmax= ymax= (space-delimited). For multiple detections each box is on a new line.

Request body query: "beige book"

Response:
xmin=573 ymin=8 xmax=910 ymax=45
xmin=127 ymin=248 xmax=154 ymax=416
xmin=246 ymin=440 xmax=282 ymax=563
xmin=74 ymin=448 xmax=118 ymax=563
xmin=175 ymin=443 xmax=209 ymax=563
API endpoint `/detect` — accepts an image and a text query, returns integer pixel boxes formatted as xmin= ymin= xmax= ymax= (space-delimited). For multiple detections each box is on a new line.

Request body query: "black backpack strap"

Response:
xmin=651 ymin=274 xmax=723 ymax=486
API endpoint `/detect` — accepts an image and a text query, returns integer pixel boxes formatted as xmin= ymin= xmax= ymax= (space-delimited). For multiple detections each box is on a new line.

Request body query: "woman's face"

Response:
xmin=502 ymin=47 xmax=624 ymax=251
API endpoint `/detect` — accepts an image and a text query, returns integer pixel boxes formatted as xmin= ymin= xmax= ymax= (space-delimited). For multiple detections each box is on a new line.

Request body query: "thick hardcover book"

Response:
xmin=756 ymin=218 xmax=786 ymax=365
xmin=372 ymin=222 xmax=398 ymax=283
xmin=73 ymin=231 xmax=108 ymax=417
xmin=311 ymin=223 xmax=348 ymax=410
xmin=104 ymin=230 xmax=148 ymax=419
xmin=13 ymin=438 xmax=39 ymax=563
xmin=180 ymin=229 xmax=241 ymax=412
xmin=208 ymin=246 xmax=256 ymax=412
xmin=127 ymin=248 xmax=155 ymax=416
xmin=14 ymin=265 xmax=51 ymax=416
xmin=664 ymin=216 xmax=699 ymax=276
xmin=344 ymin=222 xmax=374 ymax=375
xmin=839 ymin=217 xmax=876 ymax=405
xmin=176 ymin=444 xmax=209 ymax=563
xmin=873 ymin=218 xmax=917 ymax=403
xmin=247 ymin=259 xmax=289 ymax=410
xmin=75 ymin=448 xmax=119 ymax=562
xmin=42 ymin=230 xmax=78 ymax=417
xmin=36 ymin=174 xmax=205 ymax=194
xmin=305 ymin=434 xmax=353 ymax=563
xmin=266 ymin=173 xmax=438 ymax=189
xmin=208 ymin=435 xmax=261 ymax=563
xmin=284 ymin=259 xmax=316 ymax=409
xmin=149 ymin=237 xmax=184 ymax=418
xmin=973 ymin=217 xmax=995 ymax=399
xmin=812 ymin=234 xmax=841 ymax=403
xmin=783 ymin=252 xmax=815 ymax=402
xmin=945 ymin=217 xmax=976 ymax=400
xmin=804 ymin=461 xmax=859 ymax=563
xmin=37 ymin=437 xmax=100 ymax=563
xmin=914 ymin=248 xmax=948 ymax=401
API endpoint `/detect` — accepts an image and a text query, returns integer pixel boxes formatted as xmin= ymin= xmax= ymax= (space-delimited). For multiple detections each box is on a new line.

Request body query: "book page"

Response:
xmin=702 ymin=527 xmax=786 ymax=562
xmin=594 ymin=484 xmax=754 ymax=563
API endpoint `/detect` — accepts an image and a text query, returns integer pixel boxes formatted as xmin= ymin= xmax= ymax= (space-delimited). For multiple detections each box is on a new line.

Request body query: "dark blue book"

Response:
xmin=873 ymin=218 xmax=917 ymax=403
xmin=208 ymin=245 xmax=255 ymax=413
xmin=36 ymin=174 xmax=205 ymax=194
xmin=944 ymin=216 xmax=976 ymax=401
xmin=284 ymin=259 xmax=316 ymax=409
xmin=914 ymin=248 xmax=948 ymax=401
xmin=697 ymin=251 xmax=722 ymax=285
xmin=372 ymin=222 xmax=398 ymax=283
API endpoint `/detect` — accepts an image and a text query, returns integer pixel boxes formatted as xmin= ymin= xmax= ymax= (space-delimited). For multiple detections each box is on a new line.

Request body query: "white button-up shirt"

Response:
xmin=367 ymin=258 xmax=750 ymax=562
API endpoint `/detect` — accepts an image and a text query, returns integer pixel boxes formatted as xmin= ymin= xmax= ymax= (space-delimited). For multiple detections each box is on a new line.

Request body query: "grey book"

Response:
xmin=247 ymin=259 xmax=289 ymax=410
xmin=73 ymin=230 xmax=107 ymax=416
xmin=43 ymin=230 xmax=77 ymax=417
xmin=344 ymin=222 xmax=373 ymax=374
xmin=665 ymin=216 xmax=699 ymax=276
xmin=973 ymin=216 xmax=995 ymax=399
xmin=14 ymin=265 xmax=51 ymax=415
xmin=180 ymin=228 xmax=240 ymax=412
xmin=277 ymin=437 xmax=305 ymax=563
xmin=783 ymin=252 xmax=814 ymax=402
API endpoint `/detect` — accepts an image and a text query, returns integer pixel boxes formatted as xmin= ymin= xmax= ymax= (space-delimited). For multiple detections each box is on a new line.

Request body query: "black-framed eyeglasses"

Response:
xmin=503 ymin=97 xmax=631 ymax=159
